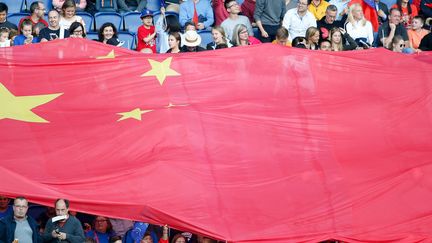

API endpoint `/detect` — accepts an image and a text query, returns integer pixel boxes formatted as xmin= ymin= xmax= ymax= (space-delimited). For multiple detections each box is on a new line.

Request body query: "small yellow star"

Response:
xmin=117 ymin=108 xmax=153 ymax=122
xmin=96 ymin=50 xmax=115 ymax=59
xmin=141 ymin=57 xmax=180 ymax=85
xmin=0 ymin=83 xmax=63 ymax=123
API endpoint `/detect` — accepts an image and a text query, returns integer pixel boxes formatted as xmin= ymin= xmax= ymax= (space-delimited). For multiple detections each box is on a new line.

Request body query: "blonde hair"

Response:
xmin=329 ymin=27 xmax=343 ymax=51
xmin=347 ymin=3 xmax=366 ymax=26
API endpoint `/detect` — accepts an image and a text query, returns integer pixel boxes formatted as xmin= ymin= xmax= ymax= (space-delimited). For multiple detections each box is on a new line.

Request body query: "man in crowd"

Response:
xmin=317 ymin=5 xmax=343 ymax=40
xmin=179 ymin=0 xmax=214 ymax=30
xmin=43 ymin=198 xmax=85 ymax=243
xmin=0 ymin=3 xmax=17 ymax=31
xmin=378 ymin=8 xmax=409 ymax=48
xmin=282 ymin=0 xmax=316 ymax=41
xmin=18 ymin=1 xmax=48 ymax=33
xmin=221 ymin=0 xmax=253 ymax=41
xmin=254 ymin=0 xmax=286 ymax=42
xmin=0 ymin=197 xmax=12 ymax=219
xmin=0 ymin=196 xmax=42 ymax=243
xmin=39 ymin=10 xmax=70 ymax=42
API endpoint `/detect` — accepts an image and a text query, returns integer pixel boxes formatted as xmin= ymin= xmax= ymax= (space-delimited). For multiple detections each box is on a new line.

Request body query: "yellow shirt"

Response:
xmin=308 ymin=1 xmax=330 ymax=20
xmin=272 ymin=39 xmax=292 ymax=47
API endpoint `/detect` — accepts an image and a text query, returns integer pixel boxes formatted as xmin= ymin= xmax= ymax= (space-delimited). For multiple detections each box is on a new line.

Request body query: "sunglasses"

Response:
xmin=399 ymin=44 xmax=405 ymax=48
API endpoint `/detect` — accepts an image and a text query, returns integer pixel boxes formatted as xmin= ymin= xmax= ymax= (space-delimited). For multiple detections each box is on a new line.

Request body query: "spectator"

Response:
xmin=390 ymin=34 xmax=406 ymax=51
xmin=156 ymin=7 xmax=181 ymax=53
xmin=18 ymin=1 xmax=48 ymax=33
xmin=232 ymin=23 xmax=261 ymax=46
xmin=345 ymin=3 xmax=374 ymax=47
xmin=14 ymin=19 xmax=39 ymax=46
xmin=305 ymin=26 xmax=320 ymax=49
xmin=184 ymin=21 xmax=196 ymax=32
xmin=328 ymin=0 xmax=349 ymax=21
xmin=319 ymin=39 xmax=332 ymax=50
xmin=282 ymin=0 xmax=316 ymax=41
xmin=221 ymin=0 xmax=253 ymax=41
xmin=171 ymin=234 xmax=187 ymax=243
xmin=392 ymin=0 xmax=418 ymax=27
xmin=0 ymin=196 xmax=42 ymax=243
xmin=272 ymin=26 xmax=291 ymax=46
xmin=85 ymin=216 xmax=116 ymax=243
xmin=317 ymin=5 xmax=343 ymax=41
xmin=179 ymin=0 xmax=214 ymax=30
xmin=53 ymin=0 xmax=87 ymax=11
xmin=42 ymin=198 xmax=86 ymax=243
xmin=308 ymin=0 xmax=330 ymax=20
xmin=254 ymin=0 xmax=286 ymax=42
xmin=213 ymin=0 xmax=229 ymax=26
xmin=59 ymin=0 xmax=86 ymax=31
xmin=166 ymin=31 xmax=182 ymax=53
xmin=206 ymin=26 xmax=232 ymax=50
xmin=0 ymin=28 xmax=11 ymax=47
xmin=378 ymin=8 xmax=409 ymax=48
xmin=419 ymin=32 xmax=432 ymax=50
xmin=181 ymin=30 xmax=206 ymax=51
xmin=39 ymin=10 xmax=70 ymax=42
xmin=69 ymin=21 xmax=86 ymax=37
xmin=241 ymin=0 xmax=256 ymax=25
xmin=375 ymin=0 xmax=390 ymax=25
xmin=329 ymin=27 xmax=358 ymax=50
xmin=98 ymin=22 xmax=123 ymax=46
xmin=408 ymin=16 xmax=429 ymax=50
xmin=117 ymin=0 xmax=148 ymax=13
xmin=0 ymin=3 xmax=18 ymax=31
xmin=137 ymin=9 xmax=156 ymax=53
xmin=292 ymin=36 xmax=307 ymax=48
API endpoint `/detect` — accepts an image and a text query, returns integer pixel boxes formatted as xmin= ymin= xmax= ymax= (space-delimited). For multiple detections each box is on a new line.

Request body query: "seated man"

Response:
xmin=0 ymin=3 xmax=18 ymax=31
xmin=19 ymin=1 xmax=48 ymax=33
xmin=39 ymin=10 xmax=70 ymax=42
xmin=317 ymin=5 xmax=343 ymax=41
xmin=117 ymin=0 xmax=148 ymax=12
xmin=378 ymin=8 xmax=409 ymax=48
xmin=179 ymin=0 xmax=214 ymax=30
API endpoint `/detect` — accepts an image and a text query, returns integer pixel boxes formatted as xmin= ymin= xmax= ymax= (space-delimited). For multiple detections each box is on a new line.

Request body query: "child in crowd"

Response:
xmin=0 ymin=27 xmax=11 ymax=47
xmin=13 ymin=19 xmax=39 ymax=46
xmin=137 ymin=9 xmax=156 ymax=53
xmin=272 ymin=27 xmax=291 ymax=46
xmin=319 ymin=39 xmax=332 ymax=51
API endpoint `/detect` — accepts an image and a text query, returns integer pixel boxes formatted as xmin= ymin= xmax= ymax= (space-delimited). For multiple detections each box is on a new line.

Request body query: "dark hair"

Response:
xmin=413 ymin=15 xmax=424 ymax=24
xmin=20 ymin=19 xmax=33 ymax=31
xmin=169 ymin=31 xmax=182 ymax=47
xmin=292 ymin=36 xmax=307 ymax=48
xmin=0 ymin=3 xmax=8 ymax=13
xmin=30 ymin=1 xmax=41 ymax=14
xmin=396 ymin=0 xmax=412 ymax=15
xmin=224 ymin=0 xmax=236 ymax=9
xmin=55 ymin=198 xmax=70 ymax=209
xmin=70 ymin=21 xmax=86 ymax=37
xmin=93 ymin=216 xmax=113 ymax=233
xmin=184 ymin=21 xmax=196 ymax=30
xmin=319 ymin=39 xmax=331 ymax=46
xmin=389 ymin=8 xmax=401 ymax=16
xmin=171 ymin=234 xmax=186 ymax=243
xmin=109 ymin=236 xmax=122 ymax=243
xmin=98 ymin=22 xmax=118 ymax=41
xmin=326 ymin=4 xmax=337 ymax=12
xmin=166 ymin=15 xmax=181 ymax=33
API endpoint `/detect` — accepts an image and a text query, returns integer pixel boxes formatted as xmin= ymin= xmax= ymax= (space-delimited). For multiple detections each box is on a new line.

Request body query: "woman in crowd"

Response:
xmin=69 ymin=22 xmax=86 ymax=38
xmin=206 ymin=26 xmax=232 ymax=50
xmin=232 ymin=24 xmax=261 ymax=46
xmin=329 ymin=27 xmax=358 ymax=51
xmin=59 ymin=0 xmax=86 ymax=31
xmin=156 ymin=8 xmax=182 ymax=53
xmin=166 ymin=32 xmax=182 ymax=53
xmin=305 ymin=27 xmax=320 ymax=50
xmin=392 ymin=0 xmax=418 ymax=27
xmin=345 ymin=3 xmax=374 ymax=48
xmin=98 ymin=22 xmax=122 ymax=46
xmin=85 ymin=216 xmax=116 ymax=243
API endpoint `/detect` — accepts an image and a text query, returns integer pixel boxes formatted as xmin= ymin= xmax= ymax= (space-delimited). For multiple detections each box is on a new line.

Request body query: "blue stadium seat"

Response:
xmin=94 ymin=12 xmax=122 ymax=32
xmin=95 ymin=0 xmax=118 ymax=12
xmin=6 ymin=13 xmax=29 ymax=27
xmin=2 ymin=0 xmax=25 ymax=13
xmin=117 ymin=31 xmax=136 ymax=50
xmin=147 ymin=0 xmax=163 ymax=12
xmin=123 ymin=12 xmax=141 ymax=33
xmin=76 ymin=12 xmax=94 ymax=33
xmin=86 ymin=32 xmax=99 ymax=41
xmin=198 ymin=30 xmax=212 ymax=49
xmin=25 ymin=0 xmax=52 ymax=11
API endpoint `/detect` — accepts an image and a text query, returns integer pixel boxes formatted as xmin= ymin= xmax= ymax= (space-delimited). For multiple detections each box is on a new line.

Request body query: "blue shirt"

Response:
xmin=13 ymin=35 xmax=40 ymax=46
xmin=0 ymin=206 xmax=12 ymax=219
xmin=179 ymin=0 xmax=214 ymax=28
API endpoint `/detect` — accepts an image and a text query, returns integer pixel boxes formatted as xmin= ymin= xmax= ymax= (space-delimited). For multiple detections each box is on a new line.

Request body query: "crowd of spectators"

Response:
xmin=0 ymin=0 xmax=431 ymax=52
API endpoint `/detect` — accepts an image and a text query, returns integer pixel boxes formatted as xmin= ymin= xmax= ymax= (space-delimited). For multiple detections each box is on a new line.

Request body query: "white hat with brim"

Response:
xmin=183 ymin=30 xmax=201 ymax=47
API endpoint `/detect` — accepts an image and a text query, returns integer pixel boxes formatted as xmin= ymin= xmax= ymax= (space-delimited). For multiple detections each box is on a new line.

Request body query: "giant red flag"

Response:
xmin=1 ymin=39 xmax=432 ymax=242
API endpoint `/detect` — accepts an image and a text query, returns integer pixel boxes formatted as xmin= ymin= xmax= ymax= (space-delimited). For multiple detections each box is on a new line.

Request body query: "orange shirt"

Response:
xmin=408 ymin=29 xmax=429 ymax=49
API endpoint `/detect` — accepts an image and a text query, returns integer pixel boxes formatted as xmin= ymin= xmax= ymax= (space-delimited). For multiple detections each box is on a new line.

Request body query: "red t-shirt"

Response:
xmin=18 ymin=16 xmax=48 ymax=33
xmin=137 ymin=25 xmax=156 ymax=53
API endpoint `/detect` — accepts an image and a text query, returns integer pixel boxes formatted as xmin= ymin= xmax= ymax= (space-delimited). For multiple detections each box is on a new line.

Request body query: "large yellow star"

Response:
xmin=96 ymin=50 xmax=116 ymax=59
xmin=141 ymin=57 xmax=180 ymax=85
xmin=0 ymin=83 xmax=63 ymax=123
xmin=117 ymin=108 xmax=153 ymax=122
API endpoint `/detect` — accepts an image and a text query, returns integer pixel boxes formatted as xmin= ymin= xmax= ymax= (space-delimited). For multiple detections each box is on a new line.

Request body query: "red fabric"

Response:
xmin=1 ymin=39 xmax=432 ymax=242
xmin=213 ymin=0 xmax=229 ymax=26
xmin=137 ymin=25 xmax=156 ymax=53
xmin=241 ymin=0 xmax=256 ymax=24
xmin=192 ymin=1 xmax=199 ymax=27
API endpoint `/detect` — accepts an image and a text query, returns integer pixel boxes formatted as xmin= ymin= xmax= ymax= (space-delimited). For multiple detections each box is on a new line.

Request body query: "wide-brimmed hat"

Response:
xmin=183 ymin=30 xmax=201 ymax=47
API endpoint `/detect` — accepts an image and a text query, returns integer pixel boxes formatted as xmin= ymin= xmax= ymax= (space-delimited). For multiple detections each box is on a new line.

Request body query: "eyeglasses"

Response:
xmin=73 ymin=30 xmax=83 ymax=34
xmin=228 ymin=2 xmax=238 ymax=8
xmin=298 ymin=2 xmax=308 ymax=6
xmin=399 ymin=44 xmax=405 ymax=48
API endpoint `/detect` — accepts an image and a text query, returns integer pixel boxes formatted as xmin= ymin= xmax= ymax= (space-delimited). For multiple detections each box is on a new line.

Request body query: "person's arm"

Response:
xmin=342 ymin=32 xmax=358 ymax=50
xmin=158 ymin=225 xmax=169 ymax=243
xmin=64 ymin=219 xmax=85 ymax=243
xmin=202 ymin=2 xmax=215 ymax=29
xmin=254 ymin=0 xmax=268 ymax=38
xmin=383 ymin=23 xmax=396 ymax=48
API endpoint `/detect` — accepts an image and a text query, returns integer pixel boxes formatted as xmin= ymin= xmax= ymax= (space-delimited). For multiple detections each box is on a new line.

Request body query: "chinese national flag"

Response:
xmin=1 ymin=39 xmax=432 ymax=242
